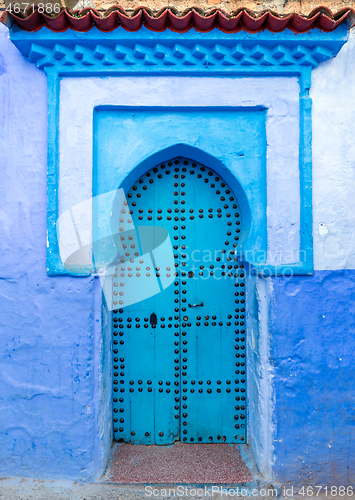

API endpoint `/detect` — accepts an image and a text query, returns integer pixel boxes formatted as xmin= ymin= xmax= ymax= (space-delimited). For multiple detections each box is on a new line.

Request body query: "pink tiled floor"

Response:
xmin=109 ymin=442 xmax=252 ymax=484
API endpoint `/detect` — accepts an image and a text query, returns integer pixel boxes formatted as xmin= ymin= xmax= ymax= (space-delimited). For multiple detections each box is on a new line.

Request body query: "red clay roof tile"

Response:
xmin=1 ymin=6 xmax=354 ymax=33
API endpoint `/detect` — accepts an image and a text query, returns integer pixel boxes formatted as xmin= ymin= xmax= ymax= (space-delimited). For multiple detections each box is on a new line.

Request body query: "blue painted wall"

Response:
xmin=1 ymin=17 xmax=355 ymax=485
xmin=271 ymin=270 xmax=355 ymax=485
xmin=0 ymin=24 xmax=101 ymax=481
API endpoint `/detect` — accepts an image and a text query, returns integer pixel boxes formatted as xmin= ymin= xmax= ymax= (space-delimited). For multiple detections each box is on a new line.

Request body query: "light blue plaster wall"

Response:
xmin=99 ymin=295 xmax=113 ymax=471
xmin=270 ymin=270 xmax=355 ymax=486
xmin=0 ymin=24 xmax=106 ymax=480
xmin=93 ymin=106 xmax=267 ymax=260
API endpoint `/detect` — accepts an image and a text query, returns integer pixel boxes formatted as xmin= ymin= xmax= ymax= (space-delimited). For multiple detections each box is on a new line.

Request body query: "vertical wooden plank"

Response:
xmin=113 ymin=160 xmax=179 ymax=444
xmin=181 ymin=158 xmax=246 ymax=444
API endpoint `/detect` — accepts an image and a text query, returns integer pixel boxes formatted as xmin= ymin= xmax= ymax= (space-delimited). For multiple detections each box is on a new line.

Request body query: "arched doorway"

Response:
xmin=112 ymin=157 xmax=246 ymax=445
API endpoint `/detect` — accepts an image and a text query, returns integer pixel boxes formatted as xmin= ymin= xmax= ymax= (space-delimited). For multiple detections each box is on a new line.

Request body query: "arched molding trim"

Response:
xmin=114 ymin=144 xmax=252 ymax=255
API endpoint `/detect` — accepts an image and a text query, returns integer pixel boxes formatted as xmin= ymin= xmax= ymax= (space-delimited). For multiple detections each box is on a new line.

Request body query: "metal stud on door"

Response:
xmin=112 ymin=157 xmax=246 ymax=445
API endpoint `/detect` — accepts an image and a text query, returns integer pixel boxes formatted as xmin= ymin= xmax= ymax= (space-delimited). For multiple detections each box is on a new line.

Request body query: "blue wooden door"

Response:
xmin=112 ymin=157 xmax=246 ymax=444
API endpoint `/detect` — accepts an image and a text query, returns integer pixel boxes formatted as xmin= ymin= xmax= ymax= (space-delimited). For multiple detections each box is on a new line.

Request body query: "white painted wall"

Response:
xmin=59 ymin=76 xmax=300 ymax=266
xmin=312 ymin=31 xmax=355 ymax=271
